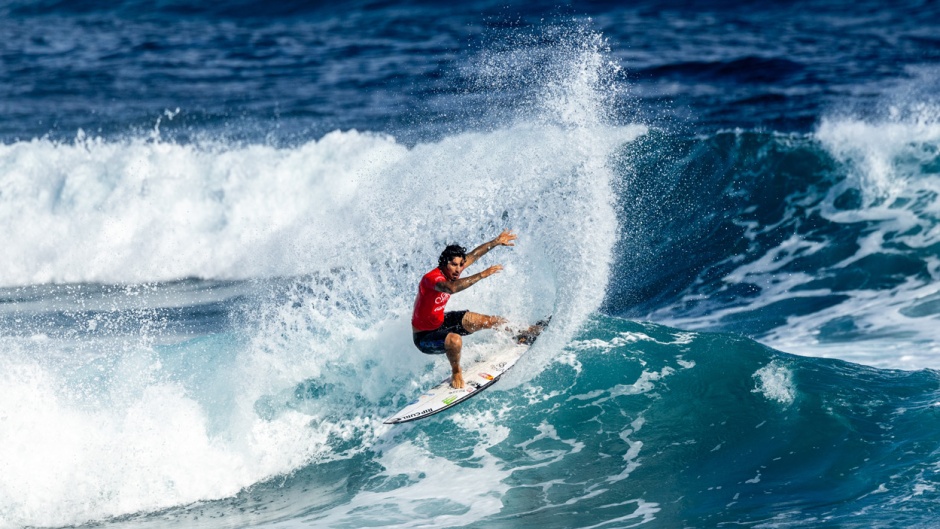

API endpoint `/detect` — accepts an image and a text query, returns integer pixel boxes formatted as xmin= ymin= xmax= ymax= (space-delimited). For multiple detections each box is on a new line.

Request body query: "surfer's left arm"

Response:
xmin=463 ymin=230 xmax=516 ymax=268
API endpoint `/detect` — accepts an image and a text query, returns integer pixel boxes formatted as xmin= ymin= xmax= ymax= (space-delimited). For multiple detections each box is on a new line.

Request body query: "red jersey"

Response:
xmin=412 ymin=268 xmax=450 ymax=331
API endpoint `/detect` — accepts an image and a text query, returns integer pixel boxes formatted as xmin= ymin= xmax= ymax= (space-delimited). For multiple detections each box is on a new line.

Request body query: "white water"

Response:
xmin=0 ymin=131 xmax=406 ymax=286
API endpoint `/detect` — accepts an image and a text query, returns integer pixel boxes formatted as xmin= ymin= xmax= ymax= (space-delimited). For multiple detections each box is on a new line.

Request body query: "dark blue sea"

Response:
xmin=3 ymin=1 xmax=940 ymax=527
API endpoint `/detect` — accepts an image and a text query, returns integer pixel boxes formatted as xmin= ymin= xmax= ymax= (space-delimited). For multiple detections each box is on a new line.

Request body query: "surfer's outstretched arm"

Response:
xmin=463 ymin=230 xmax=516 ymax=267
xmin=435 ymin=265 xmax=502 ymax=294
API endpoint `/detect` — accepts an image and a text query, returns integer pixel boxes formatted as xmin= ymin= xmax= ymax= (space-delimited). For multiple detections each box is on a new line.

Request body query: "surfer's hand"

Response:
xmin=494 ymin=230 xmax=516 ymax=247
xmin=451 ymin=371 xmax=465 ymax=389
xmin=481 ymin=265 xmax=502 ymax=278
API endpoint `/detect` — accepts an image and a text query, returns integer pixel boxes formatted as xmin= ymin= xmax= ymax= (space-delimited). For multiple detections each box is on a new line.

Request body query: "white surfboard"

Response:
xmin=385 ymin=319 xmax=549 ymax=424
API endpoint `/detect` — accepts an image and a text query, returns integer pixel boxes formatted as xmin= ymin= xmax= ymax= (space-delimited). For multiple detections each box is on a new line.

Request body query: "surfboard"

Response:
xmin=384 ymin=319 xmax=549 ymax=425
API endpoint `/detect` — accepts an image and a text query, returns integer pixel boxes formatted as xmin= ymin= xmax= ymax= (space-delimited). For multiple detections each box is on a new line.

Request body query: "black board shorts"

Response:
xmin=413 ymin=310 xmax=470 ymax=355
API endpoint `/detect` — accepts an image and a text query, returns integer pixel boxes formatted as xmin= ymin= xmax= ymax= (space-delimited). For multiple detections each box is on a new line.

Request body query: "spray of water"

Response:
xmin=0 ymin=26 xmax=645 ymax=528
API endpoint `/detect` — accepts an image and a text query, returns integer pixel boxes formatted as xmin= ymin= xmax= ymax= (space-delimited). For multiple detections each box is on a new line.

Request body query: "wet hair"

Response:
xmin=438 ymin=244 xmax=467 ymax=268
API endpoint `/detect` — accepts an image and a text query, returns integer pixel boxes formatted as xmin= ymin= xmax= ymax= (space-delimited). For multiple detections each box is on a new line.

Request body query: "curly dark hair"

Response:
xmin=438 ymin=244 xmax=467 ymax=268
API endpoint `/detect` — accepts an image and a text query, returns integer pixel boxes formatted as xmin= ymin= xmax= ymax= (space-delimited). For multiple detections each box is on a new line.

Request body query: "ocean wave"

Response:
xmin=606 ymin=109 xmax=940 ymax=369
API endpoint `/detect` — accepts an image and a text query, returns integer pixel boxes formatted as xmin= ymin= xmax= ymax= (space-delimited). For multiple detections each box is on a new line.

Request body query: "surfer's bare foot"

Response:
xmin=514 ymin=323 xmax=544 ymax=344
xmin=451 ymin=371 xmax=465 ymax=388
xmin=522 ymin=323 xmax=542 ymax=334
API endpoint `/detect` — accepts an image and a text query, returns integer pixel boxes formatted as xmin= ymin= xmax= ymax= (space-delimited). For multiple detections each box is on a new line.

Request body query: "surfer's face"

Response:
xmin=443 ymin=257 xmax=465 ymax=281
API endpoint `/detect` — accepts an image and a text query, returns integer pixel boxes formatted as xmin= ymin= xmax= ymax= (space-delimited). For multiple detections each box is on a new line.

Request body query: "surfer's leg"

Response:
xmin=444 ymin=332 xmax=464 ymax=388
xmin=461 ymin=311 xmax=506 ymax=333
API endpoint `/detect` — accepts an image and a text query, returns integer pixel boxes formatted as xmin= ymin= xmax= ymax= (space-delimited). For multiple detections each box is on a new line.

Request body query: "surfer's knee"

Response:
xmin=445 ymin=333 xmax=462 ymax=351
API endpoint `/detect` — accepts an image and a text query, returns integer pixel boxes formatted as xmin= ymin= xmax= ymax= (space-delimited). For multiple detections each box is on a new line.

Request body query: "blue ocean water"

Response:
xmin=2 ymin=1 xmax=940 ymax=527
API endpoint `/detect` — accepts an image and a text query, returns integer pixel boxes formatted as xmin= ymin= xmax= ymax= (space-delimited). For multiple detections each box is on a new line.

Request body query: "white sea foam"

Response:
xmin=294 ymin=422 xmax=513 ymax=528
xmin=0 ymin=131 xmax=405 ymax=286
xmin=0 ymin=337 xmax=368 ymax=529
xmin=816 ymin=105 xmax=940 ymax=202
xmin=752 ymin=361 xmax=796 ymax=406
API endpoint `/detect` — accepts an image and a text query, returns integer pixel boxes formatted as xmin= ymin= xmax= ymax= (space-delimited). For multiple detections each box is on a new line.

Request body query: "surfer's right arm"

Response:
xmin=435 ymin=265 xmax=502 ymax=294
xmin=463 ymin=230 xmax=516 ymax=268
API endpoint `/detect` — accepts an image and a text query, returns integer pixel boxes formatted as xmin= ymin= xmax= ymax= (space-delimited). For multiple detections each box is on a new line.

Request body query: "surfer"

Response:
xmin=412 ymin=230 xmax=517 ymax=388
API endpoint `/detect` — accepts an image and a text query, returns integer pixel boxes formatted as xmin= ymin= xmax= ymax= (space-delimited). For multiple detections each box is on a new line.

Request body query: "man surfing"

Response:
xmin=412 ymin=230 xmax=516 ymax=388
